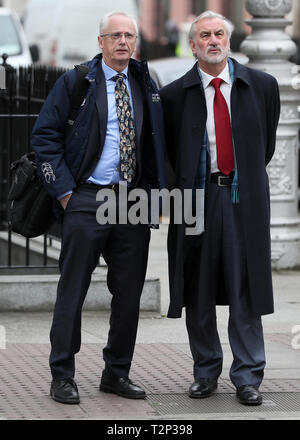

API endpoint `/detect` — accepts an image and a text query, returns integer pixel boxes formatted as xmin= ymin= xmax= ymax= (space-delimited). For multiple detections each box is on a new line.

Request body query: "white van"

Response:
xmin=0 ymin=7 xmax=33 ymax=67
xmin=23 ymin=0 xmax=138 ymax=68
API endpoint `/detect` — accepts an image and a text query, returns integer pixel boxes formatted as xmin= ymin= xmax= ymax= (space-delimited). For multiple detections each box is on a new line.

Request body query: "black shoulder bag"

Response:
xmin=7 ymin=65 xmax=89 ymax=238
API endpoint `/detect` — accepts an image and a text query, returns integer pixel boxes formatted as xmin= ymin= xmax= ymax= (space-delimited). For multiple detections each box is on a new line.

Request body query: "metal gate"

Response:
xmin=0 ymin=58 xmax=66 ymax=271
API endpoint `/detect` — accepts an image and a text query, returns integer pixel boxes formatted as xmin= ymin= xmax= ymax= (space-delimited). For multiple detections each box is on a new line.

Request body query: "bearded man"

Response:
xmin=160 ymin=11 xmax=280 ymax=406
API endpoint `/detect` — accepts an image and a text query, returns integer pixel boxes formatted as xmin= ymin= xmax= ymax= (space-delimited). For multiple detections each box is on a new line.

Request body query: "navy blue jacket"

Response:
xmin=31 ymin=54 xmax=167 ymax=221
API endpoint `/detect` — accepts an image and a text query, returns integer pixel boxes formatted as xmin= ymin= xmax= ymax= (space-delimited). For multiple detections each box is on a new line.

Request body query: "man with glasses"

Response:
xmin=31 ymin=11 xmax=166 ymax=404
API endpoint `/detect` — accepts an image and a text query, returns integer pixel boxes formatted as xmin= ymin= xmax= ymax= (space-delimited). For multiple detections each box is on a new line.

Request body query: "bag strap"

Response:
xmin=65 ymin=64 xmax=90 ymax=137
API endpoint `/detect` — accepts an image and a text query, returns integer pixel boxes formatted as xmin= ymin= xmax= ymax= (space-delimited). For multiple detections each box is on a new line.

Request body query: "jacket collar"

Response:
xmin=183 ymin=62 xmax=202 ymax=88
xmin=183 ymin=57 xmax=250 ymax=88
xmin=82 ymin=53 xmax=147 ymax=82
xmin=84 ymin=53 xmax=102 ymax=82
xmin=230 ymin=57 xmax=250 ymax=86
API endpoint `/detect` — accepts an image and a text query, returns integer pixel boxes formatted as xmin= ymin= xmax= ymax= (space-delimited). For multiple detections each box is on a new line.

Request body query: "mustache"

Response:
xmin=206 ymin=45 xmax=223 ymax=52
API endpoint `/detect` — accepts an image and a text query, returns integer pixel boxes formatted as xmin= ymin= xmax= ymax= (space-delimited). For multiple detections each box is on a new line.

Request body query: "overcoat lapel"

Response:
xmin=180 ymin=65 xmax=207 ymax=186
xmin=129 ymin=71 xmax=143 ymax=151
xmin=95 ymin=63 xmax=108 ymax=151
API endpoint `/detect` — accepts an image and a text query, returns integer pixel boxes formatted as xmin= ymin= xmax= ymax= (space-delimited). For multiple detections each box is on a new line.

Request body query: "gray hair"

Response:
xmin=99 ymin=11 xmax=138 ymax=36
xmin=189 ymin=10 xmax=235 ymax=41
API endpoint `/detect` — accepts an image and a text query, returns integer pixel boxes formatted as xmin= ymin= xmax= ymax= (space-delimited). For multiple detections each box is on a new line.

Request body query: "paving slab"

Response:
xmin=0 ymin=224 xmax=299 ymax=423
xmin=0 ymin=341 xmax=300 ymax=421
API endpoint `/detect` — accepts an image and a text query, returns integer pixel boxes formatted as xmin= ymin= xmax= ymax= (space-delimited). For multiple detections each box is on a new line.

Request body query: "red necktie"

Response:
xmin=211 ymin=78 xmax=234 ymax=176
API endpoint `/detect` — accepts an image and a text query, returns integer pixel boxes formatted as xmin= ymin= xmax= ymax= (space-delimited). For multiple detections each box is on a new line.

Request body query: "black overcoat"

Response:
xmin=160 ymin=58 xmax=281 ymax=318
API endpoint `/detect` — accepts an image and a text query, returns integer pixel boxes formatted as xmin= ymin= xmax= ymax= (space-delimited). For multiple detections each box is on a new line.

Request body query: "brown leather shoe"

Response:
xmin=189 ymin=378 xmax=218 ymax=398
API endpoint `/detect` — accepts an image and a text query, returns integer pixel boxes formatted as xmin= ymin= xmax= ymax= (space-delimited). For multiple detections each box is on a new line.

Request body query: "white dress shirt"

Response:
xmin=199 ymin=64 xmax=233 ymax=173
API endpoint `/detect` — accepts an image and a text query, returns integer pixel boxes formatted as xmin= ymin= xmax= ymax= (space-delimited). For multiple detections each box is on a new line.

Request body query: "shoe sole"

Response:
xmin=50 ymin=391 xmax=80 ymax=405
xmin=237 ymin=398 xmax=262 ymax=406
xmin=99 ymin=384 xmax=146 ymax=400
xmin=189 ymin=391 xmax=217 ymax=399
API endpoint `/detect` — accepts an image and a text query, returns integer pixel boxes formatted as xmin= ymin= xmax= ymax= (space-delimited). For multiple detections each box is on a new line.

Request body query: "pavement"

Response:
xmin=0 ymin=223 xmax=300 ymax=424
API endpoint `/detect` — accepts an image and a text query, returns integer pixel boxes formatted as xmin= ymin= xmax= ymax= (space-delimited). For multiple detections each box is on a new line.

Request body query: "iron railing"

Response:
xmin=0 ymin=59 xmax=66 ymax=270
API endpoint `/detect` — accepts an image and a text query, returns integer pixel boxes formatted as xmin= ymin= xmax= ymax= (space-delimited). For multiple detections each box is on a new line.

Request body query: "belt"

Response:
xmin=80 ymin=182 xmax=119 ymax=191
xmin=210 ymin=172 xmax=234 ymax=187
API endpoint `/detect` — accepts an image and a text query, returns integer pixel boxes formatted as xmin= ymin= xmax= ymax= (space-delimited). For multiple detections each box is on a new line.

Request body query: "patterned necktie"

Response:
xmin=113 ymin=73 xmax=136 ymax=183
xmin=211 ymin=78 xmax=234 ymax=176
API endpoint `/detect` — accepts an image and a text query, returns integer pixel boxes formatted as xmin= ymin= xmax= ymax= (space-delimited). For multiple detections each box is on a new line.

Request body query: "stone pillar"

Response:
xmin=240 ymin=0 xmax=300 ymax=268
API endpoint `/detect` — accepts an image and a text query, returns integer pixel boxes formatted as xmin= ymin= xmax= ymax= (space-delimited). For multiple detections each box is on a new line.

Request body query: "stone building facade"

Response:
xmin=139 ymin=0 xmax=300 ymax=61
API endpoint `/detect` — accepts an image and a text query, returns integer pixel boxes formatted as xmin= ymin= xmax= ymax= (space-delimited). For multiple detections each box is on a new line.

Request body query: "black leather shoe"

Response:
xmin=50 ymin=378 xmax=80 ymax=404
xmin=99 ymin=370 xmax=146 ymax=399
xmin=189 ymin=378 xmax=218 ymax=398
xmin=236 ymin=385 xmax=262 ymax=406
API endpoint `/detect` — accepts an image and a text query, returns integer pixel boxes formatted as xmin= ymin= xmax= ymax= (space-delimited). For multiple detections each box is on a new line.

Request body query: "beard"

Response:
xmin=196 ymin=43 xmax=231 ymax=64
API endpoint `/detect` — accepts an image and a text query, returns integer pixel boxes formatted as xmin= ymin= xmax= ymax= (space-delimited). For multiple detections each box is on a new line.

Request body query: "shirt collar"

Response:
xmin=102 ymin=58 xmax=129 ymax=81
xmin=198 ymin=63 xmax=231 ymax=90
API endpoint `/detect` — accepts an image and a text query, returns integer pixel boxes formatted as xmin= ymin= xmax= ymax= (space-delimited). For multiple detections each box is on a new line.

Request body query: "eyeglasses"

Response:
xmin=100 ymin=32 xmax=137 ymax=42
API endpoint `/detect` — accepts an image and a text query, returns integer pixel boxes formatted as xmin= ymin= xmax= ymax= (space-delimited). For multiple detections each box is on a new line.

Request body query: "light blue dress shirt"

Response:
xmin=87 ymin=58 xmax=135 ymax=185
xmin=58 ymin=58 xmax=134 ymax=199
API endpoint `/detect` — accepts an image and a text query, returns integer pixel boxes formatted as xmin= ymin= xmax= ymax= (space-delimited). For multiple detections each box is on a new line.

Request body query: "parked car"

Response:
xmin=0 ymin=7 xmax=34 ymax=67
xmin=23 ymin=0 xmax=138 ymax=68
xmin=148 ymin=53 xmax=249 ymax=88
xmin=148 ymin=56 xmax=195 ymax=89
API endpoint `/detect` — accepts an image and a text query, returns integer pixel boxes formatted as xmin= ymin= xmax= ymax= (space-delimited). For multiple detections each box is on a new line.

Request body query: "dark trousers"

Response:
xmin=184 ymin=182 xmax=266 ymax=388
xmin=49 ymin=186 xmax=150 ymax=380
